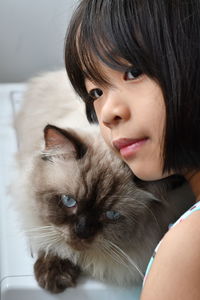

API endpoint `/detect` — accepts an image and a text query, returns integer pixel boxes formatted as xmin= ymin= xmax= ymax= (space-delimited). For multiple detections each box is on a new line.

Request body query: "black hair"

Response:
xmin=65 ymin=0 xmax=200 ymax=175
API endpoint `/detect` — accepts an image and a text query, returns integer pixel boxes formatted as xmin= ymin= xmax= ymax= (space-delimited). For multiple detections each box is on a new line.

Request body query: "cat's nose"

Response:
xmin=75 ymin=216 xmax=98 ymax=239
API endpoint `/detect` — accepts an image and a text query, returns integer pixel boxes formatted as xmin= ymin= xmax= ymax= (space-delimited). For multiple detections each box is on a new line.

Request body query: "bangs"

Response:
xmin=77 ymin=0 xmax=141 ymax=85
xmin=65 ymin=0 xmax=158 ymax=96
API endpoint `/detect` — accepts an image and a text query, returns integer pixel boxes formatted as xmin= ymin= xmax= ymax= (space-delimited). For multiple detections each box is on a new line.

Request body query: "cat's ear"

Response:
xmin=42 ymin=124 xmax=87 ymax=160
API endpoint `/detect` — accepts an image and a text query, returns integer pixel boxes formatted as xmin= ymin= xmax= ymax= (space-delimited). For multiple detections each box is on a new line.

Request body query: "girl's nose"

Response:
xmin=101 ymin=91 xmax=130 ymax=129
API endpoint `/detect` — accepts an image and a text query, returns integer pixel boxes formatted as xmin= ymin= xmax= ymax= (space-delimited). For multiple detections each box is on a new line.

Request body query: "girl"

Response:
xmin=65 ymin=0 xmax=200 ymax=298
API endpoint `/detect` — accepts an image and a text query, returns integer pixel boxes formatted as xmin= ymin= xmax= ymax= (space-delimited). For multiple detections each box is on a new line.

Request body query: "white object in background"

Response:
xmin=0 ymin=84 xmax=142 ymax=300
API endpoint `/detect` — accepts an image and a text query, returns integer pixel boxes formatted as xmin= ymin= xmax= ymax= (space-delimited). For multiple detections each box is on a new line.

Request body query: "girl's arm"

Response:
xmin=141 ymin=211 xmax=200 ymax=300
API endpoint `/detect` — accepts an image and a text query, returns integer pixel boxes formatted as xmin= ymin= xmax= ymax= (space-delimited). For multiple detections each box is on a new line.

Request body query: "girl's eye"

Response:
xmin=61 ymin=195 xmax=77 ymax=208
xmin=88 ymin=88 xmax=103 ymax=100
xmin=124 ymin=68 xmax=143 ymax=81
xmin=105 ymin=210 xmax=121 ymax=220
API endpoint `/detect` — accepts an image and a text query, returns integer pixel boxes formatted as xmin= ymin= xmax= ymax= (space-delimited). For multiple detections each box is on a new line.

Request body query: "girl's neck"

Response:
xmin=185 ymin=171 xmax=200 ymax=202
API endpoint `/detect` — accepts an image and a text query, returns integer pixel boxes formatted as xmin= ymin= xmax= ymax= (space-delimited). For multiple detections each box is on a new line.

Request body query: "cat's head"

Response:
xmin=30 ymin=124 xmax=163 ymax=254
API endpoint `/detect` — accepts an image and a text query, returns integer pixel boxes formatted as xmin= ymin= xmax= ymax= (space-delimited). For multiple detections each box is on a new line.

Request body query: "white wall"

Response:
xmin=0 ymin=0 xmax=78 ymax=82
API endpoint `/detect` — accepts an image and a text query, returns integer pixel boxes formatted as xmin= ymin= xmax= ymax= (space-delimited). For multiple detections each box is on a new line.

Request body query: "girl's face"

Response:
xmin=85 ymin=62 xmax=169 ymax=180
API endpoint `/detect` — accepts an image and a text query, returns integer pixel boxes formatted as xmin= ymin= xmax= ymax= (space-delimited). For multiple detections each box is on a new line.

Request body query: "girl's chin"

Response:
xmin=127 ymin=162 xmax=167 ymax=181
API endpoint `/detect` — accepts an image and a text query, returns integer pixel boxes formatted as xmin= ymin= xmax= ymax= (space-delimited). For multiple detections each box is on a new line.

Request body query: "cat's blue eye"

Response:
xmin=61 ymin=195 xmax=77 ymax=208
xmin=106 ymin=210 xmax=121 ymax=220
xmin=124 ymin=68 xmax=143 ymax=81
xmin=88 ymin=88 xmax=103 ymax=100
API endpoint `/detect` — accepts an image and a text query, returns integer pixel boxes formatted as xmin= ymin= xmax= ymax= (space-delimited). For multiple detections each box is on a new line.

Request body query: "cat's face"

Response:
xmin=31 ymin=125 xmax=161 ymax=253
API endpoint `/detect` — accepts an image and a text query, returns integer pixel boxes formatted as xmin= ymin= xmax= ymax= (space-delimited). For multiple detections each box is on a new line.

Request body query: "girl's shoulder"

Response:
xmin=164 ymin=205 xmax=200 ymax=252
xmin=141 ymin=203 xmax=200 ymax=299
xmin=164 ymin=200 xmax=200 ymax=252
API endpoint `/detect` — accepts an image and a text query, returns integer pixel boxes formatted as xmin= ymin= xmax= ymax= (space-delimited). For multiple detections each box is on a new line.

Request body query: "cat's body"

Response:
xmin=13 ymin=70 xmax=194 ymax=293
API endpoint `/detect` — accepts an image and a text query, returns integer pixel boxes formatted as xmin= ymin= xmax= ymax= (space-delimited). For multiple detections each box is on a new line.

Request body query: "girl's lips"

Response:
xmin=113 ymin=138 xmax=148 ymax=159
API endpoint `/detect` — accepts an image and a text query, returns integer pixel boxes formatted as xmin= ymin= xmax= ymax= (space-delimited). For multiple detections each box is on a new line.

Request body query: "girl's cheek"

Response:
xmin=93 ymin=101 xmax=101 ymax=121
xmin=100 ymin=126 xmax=112 ymax=147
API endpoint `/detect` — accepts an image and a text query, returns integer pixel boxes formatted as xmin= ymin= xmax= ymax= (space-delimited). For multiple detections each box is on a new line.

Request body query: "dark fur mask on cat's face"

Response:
xmin=28 ymin=124 xmax=186 ymax=293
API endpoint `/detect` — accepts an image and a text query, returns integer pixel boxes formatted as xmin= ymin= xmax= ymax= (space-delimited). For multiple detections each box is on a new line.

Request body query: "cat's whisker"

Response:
xmin=108 ymin=243 xmax=144 ymax=279
xmin=27 ymin=231 xmax=58 ymax=237
xmin=105 ymin=240 xmax=144 ymax=279
xmin=27 ymin=228 xmax=57 ymax=234
xmin=44 ymin=241 xmax=55 ymax=257
xmin=30 ymin=235 xmax=59 ymax=242
xmin=28 ymin=233 xmax=59 ymax=240
xmin=133 ymin=201 xmax=160 ymax=230
xmin=96 ymin=239 xmax=135 ymax=273
xmin=24 ymin=226 xmax=65 ymax=246
xmin=40 ymin=236 xmax=61 ymax=244
xmin=101 ymin=243 xmax=133 ymax=273
xmin=24 ymin=225 xmax=55 ymax=233
xmin=35 ymin=236 xmax=64 ymax=257
xmin=101 ymin=248 xmax=128 ymax=271
xmin=103 ymin=242 xmax=138 ymax=275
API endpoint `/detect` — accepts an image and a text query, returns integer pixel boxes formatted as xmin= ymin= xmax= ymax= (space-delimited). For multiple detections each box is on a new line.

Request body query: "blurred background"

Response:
xmin=0 ymin=0 xmax=78 ymax=82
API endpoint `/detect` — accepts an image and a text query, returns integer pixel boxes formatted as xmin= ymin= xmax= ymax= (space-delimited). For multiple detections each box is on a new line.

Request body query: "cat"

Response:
xmin=13 ymin=69 xmax=194 ymax=294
